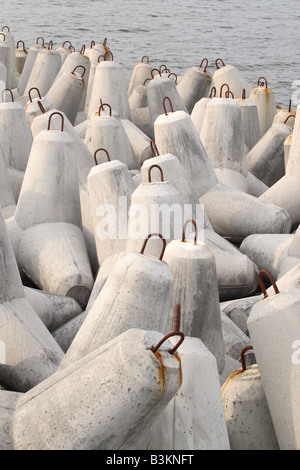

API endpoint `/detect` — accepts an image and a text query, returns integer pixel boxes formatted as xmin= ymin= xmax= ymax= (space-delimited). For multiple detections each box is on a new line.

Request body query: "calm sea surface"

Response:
xmin=1 ymin=0 xmax=299 ymax=107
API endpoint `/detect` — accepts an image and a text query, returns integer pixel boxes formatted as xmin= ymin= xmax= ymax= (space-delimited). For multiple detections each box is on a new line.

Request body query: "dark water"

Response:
xmin=2 ymin=0 xmax=299 ymax=107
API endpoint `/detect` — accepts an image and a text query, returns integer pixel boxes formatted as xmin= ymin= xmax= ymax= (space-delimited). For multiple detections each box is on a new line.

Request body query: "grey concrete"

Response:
xmin=249 ymin=83 xmax=277 ymax=136
xmin=176 ymin=65 xmax=208 ymax=114
xmin=24 ymin=47 xmax=62 ymax=98
xmin=17 ymin=43 xmax=44 ymax=96
xmin=213 ymin=63 xmax=252 ymax=99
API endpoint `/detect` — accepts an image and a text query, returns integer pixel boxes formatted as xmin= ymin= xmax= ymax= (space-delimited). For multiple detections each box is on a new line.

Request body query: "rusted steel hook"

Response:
xmin=162 ymin=96 xmax=174 ymax=115
xmin=209 ymin=86 xmax=217 ymax=98
xmin=0 ymin=33 xmax=6 ymax=42
xmin=148 ymin=164 xmax=164 ymax=182
xmin=168 ymin=72 xmax=177 ymax=83
xmin=36 ymin=37 xmax=45 ymax=46
xmin=16 ymin=40 xmax=26 ymax=51
xmin=98 ymin=102 xmax=112 ymax=116
xmin=284 ymin=114 xmax=295 ymax=127
xmin=72 ymin=65 xmax=86 ymax=77
xmin=141 ymin=55 xmax=149 ymax=63
xmin=28 ymin=87 xmax=42 ymax=102
xmin=181 ymin=219 xmax=198 ymax=245
xmin=152 ymin=328 xmax=185 ymax=355
xmin=215 ymin=58 xmax=225 ymax=69
xmin=258 ymin=77 xmax=268 ymax=88
xmin=258 ymin=269 xmax=279 ymax=299
xmin=151 ymin=68 xmax=161 ymax=78
xmin=94 ymin=148 xmax=110 ymax=165
xmin=240 ymin=345 xmax=254 ymax=372
xmin=80 ymin=45 xmax=86 ymax=55
xmin=140 ymin=233 xmax=166 ymax=261
xmin=47 ymin=111 xmax=64 ymax=131
xmin=104 ymin=50 xmax=113 ymax=61
xmin=37 ymin=100 xmax=46 ymax=114
xmin=220 ymin=83 xmax=230 ymax=97
xmin=143 ymin=77 xmax=152 ymax=86
xmin=150 ymin=140 xmax=159 ymax=157
xmin=200 ymin=58 xmax=208 ymax=73
xmin=225 ymin=90 xmax=234 ymax=99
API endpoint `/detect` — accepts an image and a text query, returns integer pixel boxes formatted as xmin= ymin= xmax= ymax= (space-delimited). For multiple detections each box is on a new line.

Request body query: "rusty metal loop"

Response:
xmin=150 ymin=140 xmax=159 ymax=157
xmin=225 ymin=90 xmax=234 ymax=99
xmin=173 ymin=304 xmax=181 ymax=332
xmin=240 ymin=345 xmax=254 ymax=372
xmin=62 ymin=40 xmax=72 ymax=48
xmin=159 ymin=64 xmax=168 ymax=73
xmin=2 ymin=88 xmax=14 ymax=102
xmin=242 ymin=88 xmax=246 ymax=100
xmin=258 ymin=77 xmax=268 ymax=88
xmin=72 ymin=65 xmax=86 ymax=77
xmin=258 ymin=269 xmax=279 ymax=299
xmin=140 ymin=233 xmax=166 ymax=261
xmin=288 ymin=99 xmax=292 ymax=112
xmin=168 ymin=72 xmax=177 ymax=83
xmin=200 ymin=58 xmax=208 ymax=72
xmin=220 ymin=83 xmax=230 ymax=97
xmin=1 ymin=26 xmax=10 ymax=32
xmin=141 ymin=55 xmax=149 ymax=63
xmin=16 ymin=40 xmax=26 ymax=51
xmin=98 ymin=102 xmax=112 ymax=116
xmin=215 ymin=58 xmax=225 ymax=69
xmin=94 ymin=148 xmax=110 ymax=165
xmin=0 ymin=33 xmax=6 ymax=42
xmin=48 ymin=40 xmax=53 ymax=50
xmin=69 ymin=45 xmax=75 ymax=52
xmin=36 ymin=37 xmax=45 ymax=46
xmin=90 ymin=40 xmax=95 ymax=48
xmin=151 ymin=68 xmax=161 ymax=78
xmin=151 ymin=331 xmax=185 ymax=355
xmin=284 ymin=114 xmax=295 ymax=126
xmin=209 ymin=86 xmax=217 ymax=98
xmin=148 ymin=164 xmax=164 ymax=182
xmin=163 ymin=96 xmax=174 ymax=115
xmin=104 ymin=50 xmax=113 ymax=61
xmin=47 ymin=111 xmax=64 ymax=132
xmin=143 ymin=77 xmax=152 ymax=86
xmin=181 ymin=219 xmax=198 ymax=245
xmin=98 ymin=54 xmax=105 ymax=62
xmin=37 ymin=100 xmax=46 ymax=114
xmin=103 ymin=37 xmax=107 ymax=46
xmin=28 ymin=87 xmax=42 ymax=102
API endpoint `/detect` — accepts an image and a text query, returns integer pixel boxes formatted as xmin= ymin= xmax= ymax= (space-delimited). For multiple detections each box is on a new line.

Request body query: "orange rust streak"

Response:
xmin=154 ymin=351 xmax=167 ymax=392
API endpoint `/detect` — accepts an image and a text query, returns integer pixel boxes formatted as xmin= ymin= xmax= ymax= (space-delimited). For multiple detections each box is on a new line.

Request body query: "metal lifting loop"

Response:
xmin=48 ymin=40 xmax=53 ymax=50
xmin=17 ymin=40 xmax=26 ymax=51
xmin=151 ymin=331 xmax=185 ymax=355
xmin=90 ymin=40 xmax=95 ymax=48
xmin=148 ymin=164 xmax=164 ymax=182
xmin=289 ymin=99 xmax=292 ymax=113
xmin=98 ymin=54 xmax=105 ymax=62
xmin=168 ymin=72 xmax=177 ymax=83
xmin=72 ymin=65 xmax=86 ymax=77
xmin=225 ymin=90 xmax=234 ymax=99
xmin=143 ymin=77 xmax=152 ymax=86
xmin=242 ymin=88 xmax=246 ymax=100
xmin=2 ymin=88 xmax=14 ymax=102
xmin=94 ymin=148 xmax=110 ymax=165
xmin=62 ymin=40 xmax=72 ymax=48
xmin=220 ymin=83 xmax=230 ymax=98
xmin=104 ymin=51 xmax=113 ymax=61
xmin=215 ymin=58 xmax=225 ymax=69
xmin=150 ymin=140 xmax=159 ymax=157
xmin=37 ymin=100 xmax=46 ymax=114
xmin=209 ymin=86 xmax=217 ymax=98
xmin=103 ymin=37 xmax=107 ymax=46
xmin=36 ymin=37 xmax=45 ymax=46
xmin=258 ymin=77 xmax=268 ymax=88
xmin=80 ymin=45 xmax=86 ymax=55
xmin=151 ymin=68 xmax=161 ymax=79
xmin=0 ymin=33 xmax=6 ymax=42
xmin=258 ymin=269 xmax=279 ymax=299
xmin=200 ymin=58 xmax=208 ymax=73
xmin=47 ymin=111 xmax=64 ymax=132
xmin=1 ymin=26 xmax=10 ymax=32
xmin=140 ymin=233 xmax=166 ymax=261
xmin=159 ymin=64 xmax=168 ymax=73
xmin=28 ymin=87 xmax=42 ymax=102
xmin=69 ymin=45 xmax=75 ymax=52
xmin=240 ymin=345 xmax=254 ymax=372
xmin=284 ymin=114 xmax=295 ymax=126
xmin=141 ymin=55 xmax=149 ymax=63
xmin=98 ymin=102 xmax=112 ymax=116
xmin=181 ymin=219 xmax=198 ymax=245
xmin=162 ymin=96 xmax=174 ymax=115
